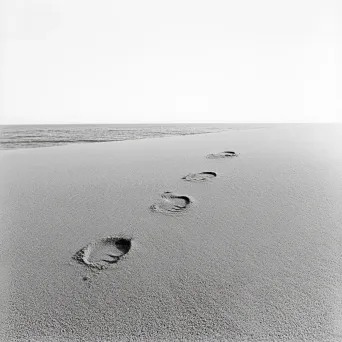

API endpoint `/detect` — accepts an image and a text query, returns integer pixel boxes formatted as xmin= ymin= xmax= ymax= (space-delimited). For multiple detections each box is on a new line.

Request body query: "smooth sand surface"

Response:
xmin=0 ymin=125 xmax=342 ymax=341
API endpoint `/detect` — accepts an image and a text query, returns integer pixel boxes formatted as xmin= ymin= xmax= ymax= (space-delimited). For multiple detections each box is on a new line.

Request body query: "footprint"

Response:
xmin=182 ymin=171 xmax=217 ymax=182
xmin=73 ymin=236 xmax=132 ymax=270
xmin=206 ymin=151 xmax=238 ymax=159
xmin=150 ymin=191 xmax=192 ymax=215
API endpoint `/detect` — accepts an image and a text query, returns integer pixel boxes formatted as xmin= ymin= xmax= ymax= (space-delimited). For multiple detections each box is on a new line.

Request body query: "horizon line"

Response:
xmin=1 ymin=122 xmax=339 ymax=126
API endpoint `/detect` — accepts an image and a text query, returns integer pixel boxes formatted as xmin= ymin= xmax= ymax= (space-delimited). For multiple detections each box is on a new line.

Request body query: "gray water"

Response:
xmin=0 ymin=124 xmax=253 ymax=150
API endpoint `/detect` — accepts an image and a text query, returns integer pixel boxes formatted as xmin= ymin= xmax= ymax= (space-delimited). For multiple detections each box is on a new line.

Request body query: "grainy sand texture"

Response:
xmin=0 ymin=124 xmax=341 ymax=341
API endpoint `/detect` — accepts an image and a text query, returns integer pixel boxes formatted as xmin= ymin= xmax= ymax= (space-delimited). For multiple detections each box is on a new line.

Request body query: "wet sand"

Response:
xmin=0 ymin=124 xmax=341 ymax=341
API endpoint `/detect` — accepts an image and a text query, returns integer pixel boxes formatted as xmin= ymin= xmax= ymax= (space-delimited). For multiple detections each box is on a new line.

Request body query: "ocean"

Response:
xmin=0 ymin=124 xmax=251 ymax=150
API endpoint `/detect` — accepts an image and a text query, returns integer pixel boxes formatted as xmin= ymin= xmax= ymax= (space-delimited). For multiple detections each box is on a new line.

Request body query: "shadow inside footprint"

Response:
xmin=206 ymin=151 xmax=238 ymax=159
xmin=73 ymin=236 xmax=132 ymax=270
xmin=182 ymin=171 xmax=217 ymax=182
xmin=150 ymin=192 xmax=192 ymax=215
xmin=115 ymin=238 xmax=131 ymax=254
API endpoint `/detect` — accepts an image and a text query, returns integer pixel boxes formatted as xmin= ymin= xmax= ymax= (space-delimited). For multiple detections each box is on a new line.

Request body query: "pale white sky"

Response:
xmin=1 ymin=0 xmax=341 ymax=124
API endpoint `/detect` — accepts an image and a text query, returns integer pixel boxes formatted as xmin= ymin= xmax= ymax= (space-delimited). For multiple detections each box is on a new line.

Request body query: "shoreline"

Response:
xmin=0 ymin=123 xmax=272 ymax=152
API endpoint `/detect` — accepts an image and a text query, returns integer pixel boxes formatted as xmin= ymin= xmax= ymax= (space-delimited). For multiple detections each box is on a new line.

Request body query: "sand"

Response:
xmin=0 ymin=124 xmax=341 ymax=342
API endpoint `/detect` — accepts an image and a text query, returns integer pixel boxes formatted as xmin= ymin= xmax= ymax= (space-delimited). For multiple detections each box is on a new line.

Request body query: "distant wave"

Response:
xmin=0 ymin=124 xmax=232 ymax=150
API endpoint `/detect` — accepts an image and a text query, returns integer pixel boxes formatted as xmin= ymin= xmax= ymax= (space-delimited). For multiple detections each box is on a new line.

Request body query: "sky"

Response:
xmin=1 ymin=0 xmax=341 ymax=124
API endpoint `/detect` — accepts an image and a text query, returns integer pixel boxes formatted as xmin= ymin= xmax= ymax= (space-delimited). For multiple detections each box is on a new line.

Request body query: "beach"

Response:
xmin=0 ymin=124 xmax=341 ymax=341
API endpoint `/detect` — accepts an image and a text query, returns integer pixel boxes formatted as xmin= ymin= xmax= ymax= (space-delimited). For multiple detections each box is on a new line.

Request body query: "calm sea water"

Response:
xmin=0 ymin=124 xmax=242 ymax=150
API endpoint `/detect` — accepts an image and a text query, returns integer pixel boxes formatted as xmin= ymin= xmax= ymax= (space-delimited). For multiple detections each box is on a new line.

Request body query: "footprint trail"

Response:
xmin=206 ymin=151 xmax=238 ymax=159
xmin=73 ymin=236 xmax=131 ymax=270
xmin=150 ymin=191 xmax=192 ymax=215
xmin=182 ymin=171 xmax=217 ymax=182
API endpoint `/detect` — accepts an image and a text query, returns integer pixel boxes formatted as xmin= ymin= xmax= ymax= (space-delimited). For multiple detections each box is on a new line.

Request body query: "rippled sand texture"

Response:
xmin=0 ymin=125 xmax=341 ymax=342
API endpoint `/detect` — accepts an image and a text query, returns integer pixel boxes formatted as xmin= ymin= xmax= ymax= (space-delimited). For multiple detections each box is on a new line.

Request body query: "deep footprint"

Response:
xmin=73 ymin=236 xmax=131 ymax=270
xmin=206 ymin=151 xmax=238 ymax=159
xmin=182 ymin=171 xmax=217 ymax=182
xmin=150 ymin=191 xmax=192 ymax=215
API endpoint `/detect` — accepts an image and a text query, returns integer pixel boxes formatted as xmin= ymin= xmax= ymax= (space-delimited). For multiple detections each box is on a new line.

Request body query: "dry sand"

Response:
xmin=0 ymin=124 xmax=341 ymax=341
